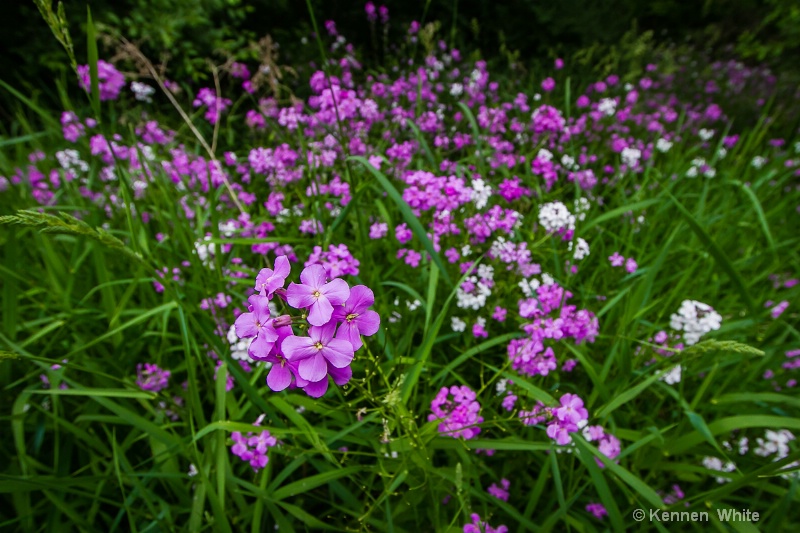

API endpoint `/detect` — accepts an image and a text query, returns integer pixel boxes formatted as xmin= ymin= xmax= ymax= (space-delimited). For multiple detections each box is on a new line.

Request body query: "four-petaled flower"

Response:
xmin=286 ymin=264 xmax=350 ymax=326
xmin=332 ymin=285 xmax=381 ymax=350
xmin=256 ymin=255 xmax=291 ymax=297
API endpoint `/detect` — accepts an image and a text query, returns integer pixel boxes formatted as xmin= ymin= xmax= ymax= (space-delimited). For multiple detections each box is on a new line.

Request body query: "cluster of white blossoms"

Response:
xmin=449 ymin=83 xmax=464 ymax=96
xmin=598 ymin=97 xmax=617 ymax=116
xmin=722 ymin=436 xmax=749 ymax=455
xmin=131 ymin=81 xmax=155 ymax=103
xmin=56 ymin=149 xmax=90 ymax=173
xmin=754 ymin=430 xmax=798 ymax=479
xmin=660 ymin=364 xmax=682 ymax=385
xmin=456 ymin=265 xmax=494 ymax=310
xmin=538 ymin=201 xmax=576 ymax=233
xmin=686 ymin=157 xmax=716 ymax=178
xmin=656 ymin=138 xmax=673 ymax=153
xmin=451 ymin=316 xmax=467 ymax=332
xmin=518 ymin=272 xmax=555 ymax=298
xmin=698 ymin=128 xmax=715 ymax=141
xmin=194 ymin=235 xmax=216 ymax=267
xmin=754 ymin=430 xmax=795 ymax=458
xmin=669 ymin=300 xmax=722 ymax=346
xmin=751 ymin=155 xmax=767 ymax=169
xmin=573 ymin=197 xmax=591 ymax=221
xmin=568 ymin=237 xmax=590 ymax=260
xmin=470 ymin=178 xmax=492 ymax=210
xmin=621 ymin=147 xmax=642 ymax=168
xmin=702 ymin=456 xmax=736 ymax=484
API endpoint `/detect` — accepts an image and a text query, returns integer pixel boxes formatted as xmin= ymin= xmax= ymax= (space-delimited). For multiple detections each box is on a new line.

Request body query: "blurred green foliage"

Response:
xmin=2 ymin=0 xmax=799 ymax=112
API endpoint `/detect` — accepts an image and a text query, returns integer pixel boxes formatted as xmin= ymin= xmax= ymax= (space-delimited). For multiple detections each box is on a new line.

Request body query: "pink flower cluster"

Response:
xmin=582 ymin=424 xmax=622 ymax=466
xmin=234 ymin=256 xmax=380 ymax=397
xmin=508 ymin=282 xmax=598 ymax=377
xmin=193 ymin=87 xmax=232 ymax=124
xmin=608 ymin=252 xmax=637 ymax=273
xmin=429 ymin=385 xmax=483 ymax=439
xmin=136 ymin=363 xmax=171 ymax=392
xmin=463 ymin=513 xmax=507 ymax=533
xmin=230 ymin=429 xmax=277 ymax=471
xmin=78 ymin=60 xmax=126 ymax=101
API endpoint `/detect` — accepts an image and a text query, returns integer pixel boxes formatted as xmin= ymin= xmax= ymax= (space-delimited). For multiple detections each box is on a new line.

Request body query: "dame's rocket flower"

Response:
xmin=255 ymin=255 xmax=291 ymax=297
xmin=332 ymin=285 xmax=381 ymax=351
xmin=286 ymin=264 xmax=350 ymax=326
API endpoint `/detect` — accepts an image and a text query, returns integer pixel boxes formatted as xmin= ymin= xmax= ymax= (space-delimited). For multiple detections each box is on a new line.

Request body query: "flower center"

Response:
xmin=314 ymin=342 xmax=324 ymax=351
xmin=313 ymin=290 xmax=321 ymax=299
xmin=346 ymin=312 xmax=358 ymax=322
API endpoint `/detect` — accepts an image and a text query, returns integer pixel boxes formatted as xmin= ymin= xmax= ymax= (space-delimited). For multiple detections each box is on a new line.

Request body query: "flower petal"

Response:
xmin=347 ymin=285 xmax=375 ymax=313
xmin=329 ymin=364 xmax=352 ymax=386
xmin=335 ymin=321 xmax=362 ymax=351
xmin=299 ymin=264 xmax=327 ymax=288
xmin=303 ymin=376 xmax=329 ymax=398
xmin=281 ymin=335 xmax=318 ymax=361
xmin=355 ymin=310 xmax=381 ymax=337
xmin=233 ymin=312 xmax=257 ymax=338
xmin=307 ymin=296 xmax=334 ymax=326
xmin=320 ymin=278 xmax=350 ymax=306
xmin=286 ymin=282 xmax=316 ymax=309
xmin=321 ymin=338 xmax=354 ymax=368
xmin=298 ymin=353 xmax=328 ymax=382
xmin=266 ymin=364 xmax=292 ymax=391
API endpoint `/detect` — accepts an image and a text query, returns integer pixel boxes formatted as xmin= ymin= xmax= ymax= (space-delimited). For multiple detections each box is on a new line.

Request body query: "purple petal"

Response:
xmin=234 ymin=312 xmax=257 ymax=338
xmin=255 ymin=267 xmax=274 ymax=294
xmin=335 ymin=321 xmax=362 ymax=351
xmin=248 ymin=334 xmax=276 ymax=360
xmin=299 ymin=264 xmax=326 ymax=289
xmin=316 ymin=322 xmax=337 ymax=344
xmin=355 ymin=310 xmax=381 ymax=337
xmin=281 ymin=335 xmax=318 ymax=361
xmin=347 ymin=285 xmax=375 ymax=313
xmin=328 ymin=364 xmax=352 ymax=386
xmin=249 ymin=294 xmax=273 ymax=324
xmin=303 ymin=376 xmax=329 ymax=398
xmin=321 ymin=338 xmax=354 ymax=368
xmin=274 ymin=255 xmax=291 ymax=280
xmin=266 ymin=364 xmax=292 ymax=391
xmin=286 ymin=282 xmax=316 ymax=309
xmin=307 ymin=296 xmax=334 ymax=326
xmin=298 ymin=353 xmax=328 ymax=382
xmin=320 ymin=278 xmax=350 ymax=306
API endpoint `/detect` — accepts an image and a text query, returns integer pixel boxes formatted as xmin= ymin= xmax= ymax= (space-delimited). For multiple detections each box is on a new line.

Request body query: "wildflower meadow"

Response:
xmin=1 ymin=2 xmax=799 ymax=531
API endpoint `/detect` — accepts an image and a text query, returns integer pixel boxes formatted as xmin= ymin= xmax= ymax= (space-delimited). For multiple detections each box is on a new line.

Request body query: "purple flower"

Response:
xmin=553 ymin=393 xmax=588 ymax=425
xmin=586 ymin=502 xmax=607 ymax=520
xmin=625 ymin=257 xmax=638 ymax=274
xmin=286 ymin=264 xmax=350 ymax=326
xmin=234 ymin=295 xmax=279 ymax=359
xmin=331 ymin=285 xmax=380 ymax=351
xmin=608 ymin=252 xmax=625 ymax=267
xmin=255 ymin=255 xmax=291 ymax=297
xmin=282 ymin=322 xmax=355 ymax=383
xmin=487 ymin=478 xmax=510 ymax=501
xmin=136 ymin=363 xmax=170 ymax=392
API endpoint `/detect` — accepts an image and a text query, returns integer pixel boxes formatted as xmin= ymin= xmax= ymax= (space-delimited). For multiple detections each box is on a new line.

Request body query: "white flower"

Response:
xmin=450 ymin=83 xmax=464 ymax=96
xmin=461 ymin=244 xmax=472 ymax=257
xmin=698 ymin=128 xmax=715 ymax=141
xmin=451 ymin=316 xmax=466 ymax=332
xmin=574 ymin=197 xmax=591 ymax=221
xmin=537 ymin=148 xmax=554 ymax=162
xmin=669 ymin=300 xmax=722 ymax=346
xmin=660 ymin=365 xmax=682 ymax=385
xmin=751 ymin=156 xmax=766 ymax=169
xmin=131 ymin=81 xmax=155 ymax=103
xmin=561 ymin=154 xmax=578 ymax=170
xmin=569 ymin=237 xmax=590 ymax=260
xmin=598 ymin=97 xmax=617 ymax=116
xmin=470 ymin=178 xmax=492 ymax=209
xmin=538 ymin=201 xmax=576 ymax=233
xmin=621 ymin=147 xmax=642 ymax=167
xmin=194 ymin=236 xmax=216 ymax=267
xmin=495 ymin=378 xmax=510 ymax=395
xmin=656 ymin=138 xmax=673 ymax=153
